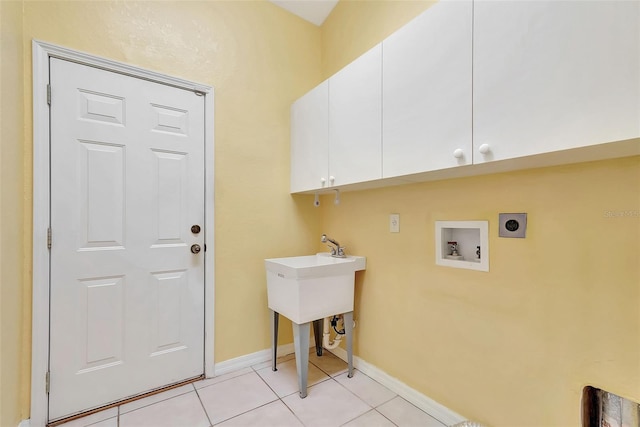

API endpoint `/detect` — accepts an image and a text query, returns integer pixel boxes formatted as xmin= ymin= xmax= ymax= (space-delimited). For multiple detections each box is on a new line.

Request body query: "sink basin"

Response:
xmin=265 ymin=253 xmax=366 ymax=324
xmin=265 ymin=253 xmax=366 ymax=279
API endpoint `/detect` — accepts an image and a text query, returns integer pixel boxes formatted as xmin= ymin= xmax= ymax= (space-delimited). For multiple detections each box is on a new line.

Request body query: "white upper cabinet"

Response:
xmin=382 ymin=0 xmax=472 ymax=178
xmin=473 ymin=0 xmax=640 ymax=164
xmin=290 ymin=0 xmax=639 ymax=194
xmin=290 ymin=81 xmax=329 ymax=193
xmin=329 ymin=44 xmax=383 ymax=186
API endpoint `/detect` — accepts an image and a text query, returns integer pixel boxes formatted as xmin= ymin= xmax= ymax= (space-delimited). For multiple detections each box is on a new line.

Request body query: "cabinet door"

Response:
xmin=290 ymin=81 xmax=329 ymax=193
xmin=474 ymin=0 xmax=640 ymax=164
xmin=382 ymin=0 xmax=472 ymax=178
xmin=329 ymin=44 xmax=382 ymax=186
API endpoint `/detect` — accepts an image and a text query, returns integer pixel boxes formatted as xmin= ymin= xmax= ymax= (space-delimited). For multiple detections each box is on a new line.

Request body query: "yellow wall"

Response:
xmin=1 ymin=0 xmax=322 ymax=422
xmin=1 ymin=1 xmax=26 ymax=426
xmin=318 ymin=3 xmax=640 ymax=426
xmin=2 ymin=1 xmax=639 ymax=425
xmin=321 ymin=0 xmax=435 ymax=77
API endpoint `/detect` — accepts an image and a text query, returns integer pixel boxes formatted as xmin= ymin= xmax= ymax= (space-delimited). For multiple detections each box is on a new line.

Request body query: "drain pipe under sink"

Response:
xmin=322 ymin=316 xmax=343 ymax=350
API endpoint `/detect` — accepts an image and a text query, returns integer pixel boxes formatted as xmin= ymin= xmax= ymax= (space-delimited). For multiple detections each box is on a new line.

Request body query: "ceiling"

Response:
xmin=268 ymin=0 xmax=339 ymax=26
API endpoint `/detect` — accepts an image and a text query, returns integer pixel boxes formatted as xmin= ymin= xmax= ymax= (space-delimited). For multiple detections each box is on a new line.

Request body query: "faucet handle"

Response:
xmin=337 ymin=247 xmax=346 ymax=257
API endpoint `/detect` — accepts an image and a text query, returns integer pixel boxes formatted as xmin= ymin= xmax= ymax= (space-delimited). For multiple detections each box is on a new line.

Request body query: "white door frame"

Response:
xmin=31 ymin=40 xmax=215 ymax=427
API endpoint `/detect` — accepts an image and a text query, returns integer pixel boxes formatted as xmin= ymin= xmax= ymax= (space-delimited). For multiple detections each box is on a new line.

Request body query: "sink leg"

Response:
xmin=312 ymin=319 xmax=323 ymax=356
xmin=292 ymin=321 xmax=310 ymax=398
xmin=344 ymin=311 xmax=354 ymax=378
xmin=271 ymin=310 xmax=279 ymax=371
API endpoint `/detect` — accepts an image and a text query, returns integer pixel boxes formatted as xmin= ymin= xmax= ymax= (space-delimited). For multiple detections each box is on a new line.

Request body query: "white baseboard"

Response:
xmin=329 ymin=347 xmax=466 ymax=427
xmin=18 ymin=419 xmax=31 ymax=427
xmin=213 ymin=334 xmax=320 ymax=377
xmin=213 ymin=343 xmax=297 ymax=376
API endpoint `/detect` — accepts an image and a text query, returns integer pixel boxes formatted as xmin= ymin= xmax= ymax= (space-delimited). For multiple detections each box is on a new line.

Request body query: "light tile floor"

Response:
xmin=58 ymin=350 xmax=446 ymax=427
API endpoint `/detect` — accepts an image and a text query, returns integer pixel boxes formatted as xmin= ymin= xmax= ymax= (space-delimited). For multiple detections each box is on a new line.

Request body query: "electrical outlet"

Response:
xmin=390 ymin=214 xmax=400 ymax=233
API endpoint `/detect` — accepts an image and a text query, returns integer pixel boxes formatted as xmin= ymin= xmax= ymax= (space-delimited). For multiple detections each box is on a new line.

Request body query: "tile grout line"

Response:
xmin=195 ymin=368 xmax=254 ymax=391
xmin=302 ymin=351 xmax=368 ymax=426
xmin=193 ymin=385 xmax=214 ymax=427
xmin=116 ymin=384 xmax=197 ymax=418
xmin=320 ymin=355 xmax=446 ymax=425
xmin=252 ymin=357 xmax=335 ymax=427
xmin=338 ymin=408 xmax=399 ymax=427
xmin=227 ymin=365 xmax=294 ymax=422
xmin=327 ymin=370 xmax=378 ymax=427
xmin=278 ymin=376 xmax=346 ymax=427
xmin=279 ymin=394 xmax=307 ymax=427
xmin=373 ymin=408 xmax=401 ymax=427
xmin=335 ymin=368 xmax=399 ymax=409
xmin=199 ymin=365 xmax=304 ymax=425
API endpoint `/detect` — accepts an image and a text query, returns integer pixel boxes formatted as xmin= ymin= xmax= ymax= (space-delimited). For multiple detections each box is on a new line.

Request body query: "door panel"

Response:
xmin=78 ymin=90 xmax=125 ymax=125
xmin=79 ymin=141 xmax=125 ymax=249
xmin=49 ymin=58 xmax=205 ymax=420
xmin=78 ymin=276 xmax=124 ymax=372
xmin=153 ymin=150 xmax=187 ymax=244
xmin=149 ymin=269 xmax=189 ymax=357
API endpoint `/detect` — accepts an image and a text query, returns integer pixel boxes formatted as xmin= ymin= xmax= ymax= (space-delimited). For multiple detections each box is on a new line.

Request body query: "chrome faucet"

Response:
xmin=321 ymin=234 xmax=346 ymax=258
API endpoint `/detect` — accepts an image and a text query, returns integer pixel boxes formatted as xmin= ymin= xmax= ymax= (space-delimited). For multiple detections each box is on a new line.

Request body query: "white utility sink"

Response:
xmin=265 ymin=253 xmax=366 ymax=324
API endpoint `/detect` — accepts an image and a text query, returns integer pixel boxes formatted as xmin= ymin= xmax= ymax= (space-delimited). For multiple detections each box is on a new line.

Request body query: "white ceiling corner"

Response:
xmin=269 ymin=0 xmax=339 ymax=26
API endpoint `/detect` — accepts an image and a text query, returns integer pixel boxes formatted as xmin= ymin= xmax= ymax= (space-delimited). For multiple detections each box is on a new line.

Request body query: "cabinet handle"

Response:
xmin=453 ymin=149 xmax=464 ymax=159
xmin=478 ymin=144 xmax=491 ymax=154
xmin=329 ymin=176 xmax=335 ymax=185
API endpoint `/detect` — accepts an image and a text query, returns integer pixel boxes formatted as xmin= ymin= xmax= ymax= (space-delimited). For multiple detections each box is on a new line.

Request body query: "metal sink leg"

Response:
xmin=312 ymin=319 xmax=323 ymax=356
xmin=271 ymin=310 xmax=279 ymax=371
xmin=292 ymin=321 xmax=310 ymax=398
xmin=344 ymin=311 xmax=354 ymax=378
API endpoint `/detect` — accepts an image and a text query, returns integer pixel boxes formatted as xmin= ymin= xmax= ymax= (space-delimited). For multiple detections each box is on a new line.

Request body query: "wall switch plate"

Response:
xmin=499 ymin=213 xmax=527 ymax=238
xmin=390 ymin=214 xmax=400 ymax=233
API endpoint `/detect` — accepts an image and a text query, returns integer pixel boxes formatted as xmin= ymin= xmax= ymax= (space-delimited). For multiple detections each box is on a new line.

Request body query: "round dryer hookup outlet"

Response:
xmin=498 ymin=213 xmax=527 ymax=238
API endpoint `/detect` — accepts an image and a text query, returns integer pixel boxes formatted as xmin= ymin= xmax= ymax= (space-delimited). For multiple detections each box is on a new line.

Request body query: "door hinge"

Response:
xmin=47 ymin=227 xmax=52 ymax=250
xmin=47 ymin=84 xmax=51 ymax=106
xmin=45 ymin=371 xmax=50 ymax=394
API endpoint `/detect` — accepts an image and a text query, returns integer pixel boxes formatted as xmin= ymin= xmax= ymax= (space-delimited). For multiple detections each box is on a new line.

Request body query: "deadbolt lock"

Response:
xmin=191 ymin=225 xmax=201 ymax=234
xmin=190 ymin=244 xmax=201 ymax=254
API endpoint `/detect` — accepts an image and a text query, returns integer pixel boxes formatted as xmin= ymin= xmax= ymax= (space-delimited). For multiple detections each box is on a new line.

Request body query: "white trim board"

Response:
xmin=31 ymin=40 xmax=215 ymax=427
xmin=214 ymin=343 xmax=297 ymax=376
xmin=215 ymin=331 xmax=323 ymax=375
xmin=329 ymin=347 xmax=466 ymax=426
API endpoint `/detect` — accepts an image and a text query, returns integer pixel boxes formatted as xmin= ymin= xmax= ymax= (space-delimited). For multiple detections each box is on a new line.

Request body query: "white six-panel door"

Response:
xmin=49 ymin=58 xmax=205 ymax=420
